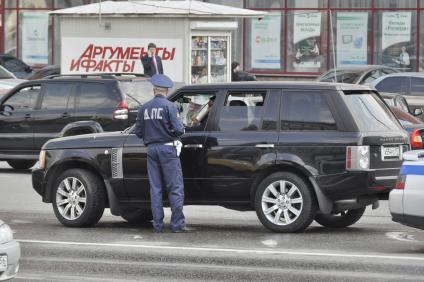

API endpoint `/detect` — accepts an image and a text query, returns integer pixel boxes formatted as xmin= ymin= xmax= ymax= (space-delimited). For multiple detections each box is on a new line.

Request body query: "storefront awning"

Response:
xmin=50 ymin=1 xmax=266 ymax=18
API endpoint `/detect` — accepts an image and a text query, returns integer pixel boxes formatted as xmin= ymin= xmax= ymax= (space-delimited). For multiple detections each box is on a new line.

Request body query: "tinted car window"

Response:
xmin=361 ymin=70 xmax=381 ymax=84
xmin=319 ymin=72 xmax=359 ymax=83
xmin=219 ymin=92 xmax=266 ymax=132
xmin=2 ymin=57 xmax=27 ymax=72
xmin=410 ymin=77 xmax=424 ymax=96
xmin=375 ymin=77 xmax=409 ymax=94
xmin=41 ymin=83 xmax=73 ymax=110
xmin=3 ymin=86 xmax=40 ymax=110
xmin=78 ymin=83 xmax=118 ymax=109
xmin=281 ymin=91 xmax=337 ymax=131
xmin=343 ymin=92 xmax=401 ymax=132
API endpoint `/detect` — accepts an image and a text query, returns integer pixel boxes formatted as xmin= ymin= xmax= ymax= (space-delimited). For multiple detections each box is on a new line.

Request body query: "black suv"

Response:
xmin=0 ymin=74 xmax=159 ymax=169
xmin=32 ymin=82 xmax=409 ymax=233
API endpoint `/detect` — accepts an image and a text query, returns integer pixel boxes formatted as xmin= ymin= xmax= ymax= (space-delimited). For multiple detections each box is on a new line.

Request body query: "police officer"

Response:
xmin=135 ymin=74 xmax=187 ymax=233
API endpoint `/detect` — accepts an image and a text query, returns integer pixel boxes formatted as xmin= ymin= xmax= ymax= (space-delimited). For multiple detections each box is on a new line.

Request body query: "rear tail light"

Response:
xmin=410 ymin=129 xmax=423 ymax=149
xmin=395 ymin=174 xmax=406 ymax=190
xmin=114 ymin=100 xmax=128 ymax=120
xmin=346 ymin=146 xmax=370 ymax=171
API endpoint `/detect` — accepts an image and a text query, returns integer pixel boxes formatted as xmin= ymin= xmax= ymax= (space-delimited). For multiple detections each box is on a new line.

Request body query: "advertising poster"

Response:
xmin=292 ymin=12 xmax=322 ymax=70
xmin=336 ymin=12 xmax=368 ymax=66
xmin=61 ymin=37 xmax=183 ymax=81
xmin=250 ymin=15 xmax=281 ymax=69
xmin=381 ymin=12 xmax=412 ymax=69
xmin=21 ymin=12 xmax=49 ymax=65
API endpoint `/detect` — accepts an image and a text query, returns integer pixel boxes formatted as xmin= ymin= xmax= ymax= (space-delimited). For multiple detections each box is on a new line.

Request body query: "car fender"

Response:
xmin=44 ymin=150 xmax=108 ymax=201
xmin=275 ymin=153 xmax=333 ymax=214
xmin=59 ymin=121 xmax=104 ymax=137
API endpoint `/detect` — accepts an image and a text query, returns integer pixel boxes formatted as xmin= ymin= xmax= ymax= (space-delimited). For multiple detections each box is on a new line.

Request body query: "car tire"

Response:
xmin=7 ymin=159 xmax=36 ymax=170
xmin=52 ymin=169 xmax=105 ymax=227
xmin=121 ymin=208 xmax=153 ymax=224
xmin=315 ymin=207 xmax=366 ymax=228
xmin=255 ymin=172 xmax=317 ymax=233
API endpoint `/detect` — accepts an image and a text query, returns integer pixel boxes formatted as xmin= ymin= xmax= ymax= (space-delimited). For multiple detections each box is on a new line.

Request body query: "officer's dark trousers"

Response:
xmin=147 ymin=144 xmax=185 ymax=231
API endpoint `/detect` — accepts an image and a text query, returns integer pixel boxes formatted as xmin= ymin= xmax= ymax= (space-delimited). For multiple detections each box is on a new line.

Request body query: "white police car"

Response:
xmin=389 ymin=150 xmax=424 ymax=230
xmin=0 ymin=220 xmax=20 ymax=280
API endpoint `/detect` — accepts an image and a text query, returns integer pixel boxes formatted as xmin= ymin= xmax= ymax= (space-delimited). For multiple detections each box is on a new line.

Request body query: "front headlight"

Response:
xmin=39 ymin=150 xmax=46 ymax=170
xmin=0 ymin=224 xmax=13 ymax=244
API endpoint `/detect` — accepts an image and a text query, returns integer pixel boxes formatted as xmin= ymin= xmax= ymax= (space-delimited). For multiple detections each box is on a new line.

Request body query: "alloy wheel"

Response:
xmin=261 ymin=180 xmax=303 ymax=226
xmin=56 ymin=177 xmax=87 ymax=220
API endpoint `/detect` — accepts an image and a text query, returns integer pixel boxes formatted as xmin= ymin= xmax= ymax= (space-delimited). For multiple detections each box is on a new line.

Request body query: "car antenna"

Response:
xmin=329 ymin=10 xmax=337 ymax=82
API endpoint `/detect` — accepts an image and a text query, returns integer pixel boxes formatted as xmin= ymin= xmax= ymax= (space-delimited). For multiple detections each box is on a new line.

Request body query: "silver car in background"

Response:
xmin=0 ymin=220 xmax=20 ymax=281
xmin=390 ymin=150 xmax=424 ymax=230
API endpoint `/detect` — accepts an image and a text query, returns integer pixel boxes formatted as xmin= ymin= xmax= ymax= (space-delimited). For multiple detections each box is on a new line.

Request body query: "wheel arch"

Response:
xmin=44 ymin=160 xmax=107 ymax=205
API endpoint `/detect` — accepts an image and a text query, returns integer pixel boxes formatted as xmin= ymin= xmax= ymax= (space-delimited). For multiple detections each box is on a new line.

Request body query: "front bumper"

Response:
xmin=0 ymin=240 xmax=20 ymax=281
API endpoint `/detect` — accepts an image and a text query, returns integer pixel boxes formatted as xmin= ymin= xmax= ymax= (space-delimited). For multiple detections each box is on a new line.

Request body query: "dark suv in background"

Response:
xmin=33 ymin=82 xmax=409 ymax=233
xmin=0 ymin=74 xmax=173 ymax=169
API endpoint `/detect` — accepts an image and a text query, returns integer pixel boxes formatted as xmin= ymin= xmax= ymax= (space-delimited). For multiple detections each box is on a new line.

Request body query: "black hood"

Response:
xmin=43 ymin=131 xmax=129 ymax=150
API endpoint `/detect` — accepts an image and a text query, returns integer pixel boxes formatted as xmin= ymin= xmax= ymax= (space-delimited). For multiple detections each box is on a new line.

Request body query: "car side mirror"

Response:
xmin=0 ymin=104 xmax=13 ymax=116
xmin=413 ymin=108 xmax=423 ymax=116
xmin=25 ymin=66 xmax=32 ymax=72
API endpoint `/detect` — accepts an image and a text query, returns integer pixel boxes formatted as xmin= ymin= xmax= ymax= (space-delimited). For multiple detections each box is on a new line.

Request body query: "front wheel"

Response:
xmin=52 ymin=169 xmax=105 ymax=227
xmin=315 ymin=207 xmax=366 ymax=228
xmin=7 ymin=159 xmax=36 ymax=170
xmin=255 ymin=172 xmax=317 ymax=233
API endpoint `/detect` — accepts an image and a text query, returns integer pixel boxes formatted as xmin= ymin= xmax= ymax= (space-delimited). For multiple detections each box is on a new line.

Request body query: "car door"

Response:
xmin=0 ymin=84 xmax=41 ymax=151
xmin=122 ymin=90 xmax=218 ymax=203
xmin=201 ymin=89 xmax=280 ymax=202
xmin=32 ymin=82 xmax=76 ymax=149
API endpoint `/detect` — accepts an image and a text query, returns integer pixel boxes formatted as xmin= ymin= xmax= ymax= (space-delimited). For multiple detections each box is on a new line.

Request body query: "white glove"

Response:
xmin=174 ymin=140 xmax=183 ymax=157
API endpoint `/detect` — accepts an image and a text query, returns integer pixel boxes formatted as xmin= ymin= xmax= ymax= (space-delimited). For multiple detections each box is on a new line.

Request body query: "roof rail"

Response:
xmin=45 ymin=73 xmax=147 ymax=79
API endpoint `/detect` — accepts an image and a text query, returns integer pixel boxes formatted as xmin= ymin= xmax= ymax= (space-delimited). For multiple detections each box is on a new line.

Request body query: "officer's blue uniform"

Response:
xmin=135 ymin=74 xmax=186 ymax=232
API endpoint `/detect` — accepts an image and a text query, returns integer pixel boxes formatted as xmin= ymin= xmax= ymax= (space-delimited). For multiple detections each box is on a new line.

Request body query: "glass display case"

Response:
xmin=191 ymin=35 xmax=230 ymax=84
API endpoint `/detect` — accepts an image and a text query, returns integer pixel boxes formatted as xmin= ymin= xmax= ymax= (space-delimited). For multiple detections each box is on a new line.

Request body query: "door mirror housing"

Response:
xmin=0 ymin=104 xmax=13 ymax=116
xmin=413 ymin=108 xmax=423 ymax=116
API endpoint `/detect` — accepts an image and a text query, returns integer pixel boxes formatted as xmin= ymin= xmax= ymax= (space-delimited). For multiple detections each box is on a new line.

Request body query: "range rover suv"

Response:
xmin=32 ymin=82 xmax=409 ymax=233
xmin=0 ymin=74 xmax=176 ymax=169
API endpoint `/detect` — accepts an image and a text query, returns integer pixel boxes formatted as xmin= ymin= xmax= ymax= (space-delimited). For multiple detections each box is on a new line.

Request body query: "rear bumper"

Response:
xmin=0 ymin=240 xmax=20 ymax=281
xmin=315 ymin=169 xmax=398 ymax=201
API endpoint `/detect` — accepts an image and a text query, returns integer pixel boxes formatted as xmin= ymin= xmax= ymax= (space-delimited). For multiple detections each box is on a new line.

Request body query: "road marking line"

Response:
xmin=16 ymin=239 xmax=424 ymax=262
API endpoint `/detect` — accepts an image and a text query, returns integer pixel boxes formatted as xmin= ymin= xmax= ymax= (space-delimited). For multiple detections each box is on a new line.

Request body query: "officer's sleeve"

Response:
xmin=168 ymin=103 xmax=185 ymax=137
xmin=135 ymin=107 xmax=144 ymax=139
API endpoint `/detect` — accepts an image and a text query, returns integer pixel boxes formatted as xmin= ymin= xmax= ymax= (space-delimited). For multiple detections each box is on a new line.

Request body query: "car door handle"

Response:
xmin=255 ymin=144 xmax=275 ymax=148
xmin=62 ymin=113 xmax=71 ymax=118
xmin=183 ymin=144 xmax=203 ymax=148
xmin=24 ymin=113 xmax=31 ymax=119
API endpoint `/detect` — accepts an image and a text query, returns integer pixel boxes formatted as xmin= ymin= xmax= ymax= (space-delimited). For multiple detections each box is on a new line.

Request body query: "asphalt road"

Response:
xmin=0 ymin=162 xmax=424 ymax=281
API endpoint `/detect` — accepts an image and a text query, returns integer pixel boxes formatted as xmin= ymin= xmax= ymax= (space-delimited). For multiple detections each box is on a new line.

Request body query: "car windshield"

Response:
xmin=119 ymin=80 xmax=154 ymax=106
xmin=319 ymin=71 xmax=360 ymax=83
xmin=343 ymin=91 xmax=402 ymax=132
xmin=119 ymin=80 xmax=185 ymax=108
xmin=0 ymin=66 xmax=15 ymax=79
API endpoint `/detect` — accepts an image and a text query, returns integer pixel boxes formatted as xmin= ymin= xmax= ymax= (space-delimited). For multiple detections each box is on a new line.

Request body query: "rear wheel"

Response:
xmin=7 ymin=159 xmax=36 ymax=170
xmin=121 ymin=208 xmax=153 ymax=224
xmin=255 ymin=172 xmax=317 ymax=233
xmin=315 ymin=207 xmax=366 ymax=228
xmin=52 ymin=169 xmax=105 ymax=227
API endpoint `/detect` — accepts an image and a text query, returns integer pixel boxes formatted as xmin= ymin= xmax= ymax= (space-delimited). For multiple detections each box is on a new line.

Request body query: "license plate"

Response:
xmin=381 ymin=145 xmax=401 ymax=161
xmin=0 ymin=255 xmax=7 ymax=272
